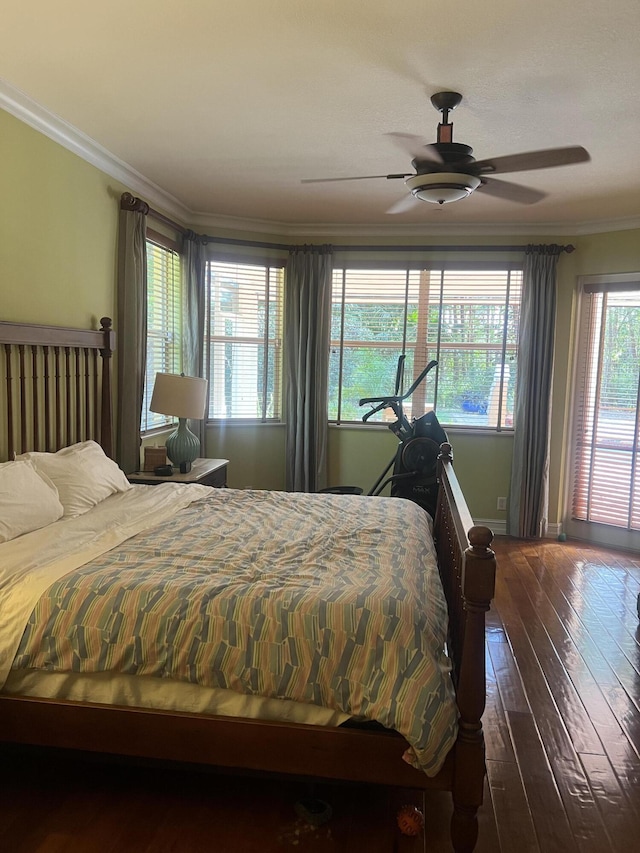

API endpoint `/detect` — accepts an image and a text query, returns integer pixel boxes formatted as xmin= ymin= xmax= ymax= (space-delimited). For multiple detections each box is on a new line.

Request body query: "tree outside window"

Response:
xmin=329 ymin=267 xmax=521 ymax=429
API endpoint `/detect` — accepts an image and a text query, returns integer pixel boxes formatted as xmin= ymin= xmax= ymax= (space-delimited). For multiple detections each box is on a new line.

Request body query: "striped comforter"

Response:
xmin=12 ymin=488 xmax=457 ymax=775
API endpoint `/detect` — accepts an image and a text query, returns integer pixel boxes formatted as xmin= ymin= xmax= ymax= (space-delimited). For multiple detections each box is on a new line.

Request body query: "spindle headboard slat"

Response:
xmin=0 ymin=318 xmax=114 ymax=461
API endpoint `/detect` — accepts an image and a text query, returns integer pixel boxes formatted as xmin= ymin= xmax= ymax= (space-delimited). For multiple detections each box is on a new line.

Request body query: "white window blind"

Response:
xmin=572 ymin=283 xmax=640 ymax=530
xmin=142 ymin=240 xmax=181 ymax=432
xmin=205 ymin=260 xmax=284 ymax=420
xmin=329 ymin=266 xmax=521 ymax=428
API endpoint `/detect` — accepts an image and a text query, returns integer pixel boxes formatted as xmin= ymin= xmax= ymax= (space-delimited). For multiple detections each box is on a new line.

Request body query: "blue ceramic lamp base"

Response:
xmin=165 ymin=418 xmax=200 ymax=472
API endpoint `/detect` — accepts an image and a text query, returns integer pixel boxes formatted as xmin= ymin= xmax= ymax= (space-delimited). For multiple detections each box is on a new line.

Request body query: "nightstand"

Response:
xmin=128 ymin=458 xmax=229 ymax=488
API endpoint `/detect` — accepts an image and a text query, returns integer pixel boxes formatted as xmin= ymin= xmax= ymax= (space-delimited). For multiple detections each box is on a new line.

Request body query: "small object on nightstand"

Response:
xmin=154 ymin=465 xmax=173 ymax=476
xmin=396 ymin=804 xmax=425 ymax=836
xmin=179 ymin=460 xmax=192 ymax=474
xmin=144 ymin=446 xmax=167 ymax=471
xmin=127 ymin=458 xmax=228 ymax=488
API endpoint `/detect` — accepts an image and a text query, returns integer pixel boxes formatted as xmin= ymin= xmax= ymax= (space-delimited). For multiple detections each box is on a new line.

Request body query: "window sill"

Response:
xmin=206 ymin=419 xmax=285 ymax=427
xmin=328 ymin=422 xmax=514 ymax=436
xmin=140 ymin=425 xmax=175 ymax=439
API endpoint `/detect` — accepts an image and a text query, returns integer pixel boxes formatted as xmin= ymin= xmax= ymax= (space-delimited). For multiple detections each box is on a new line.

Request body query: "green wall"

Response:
xmin=2 ymin=106 xmax=639 ymax=537
xmin=205 ymin=423 xmax=286 ymax=490
xmin=327 ymin=425 xmax=513 ymax=521
xmin=0 ymin=110 xmax=120 ymax=327
xmin=141 ymin=424 xmax=286 ymax=489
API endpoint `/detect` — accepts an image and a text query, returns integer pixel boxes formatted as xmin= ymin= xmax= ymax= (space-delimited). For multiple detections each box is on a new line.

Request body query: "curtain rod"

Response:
xmin=122 ymin=194 xmax=575 ymax=254
xmin=204 ymin=236 xmax=576 ymax=254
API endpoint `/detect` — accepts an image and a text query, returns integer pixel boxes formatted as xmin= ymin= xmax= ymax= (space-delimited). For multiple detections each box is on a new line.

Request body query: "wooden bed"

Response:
xmin=0 ymin=317 xmax=496 ymax=853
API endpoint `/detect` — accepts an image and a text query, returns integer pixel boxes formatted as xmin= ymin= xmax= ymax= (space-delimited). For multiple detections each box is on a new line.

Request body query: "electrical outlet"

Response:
xmin=497 ymin=496 xmax=507 ymax=511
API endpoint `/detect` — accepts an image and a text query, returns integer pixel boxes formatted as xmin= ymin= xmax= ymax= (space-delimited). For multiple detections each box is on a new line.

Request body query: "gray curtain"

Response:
xmin=116 ymin=193 xmax=148 ymax=474
xmin=182 ymin=231 xmax=207 ymax=450
xmin=284 ymin=245 xmax=333 ymax=492
xmin=508 ymin=244 xmax=564 ymax=537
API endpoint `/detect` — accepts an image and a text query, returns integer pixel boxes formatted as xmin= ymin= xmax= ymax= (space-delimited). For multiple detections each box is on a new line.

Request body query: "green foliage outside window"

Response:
xmin=143 ymin=240 xmax=181 ymax=432
xmin=329 ymin=268 xmax=521 ymax=429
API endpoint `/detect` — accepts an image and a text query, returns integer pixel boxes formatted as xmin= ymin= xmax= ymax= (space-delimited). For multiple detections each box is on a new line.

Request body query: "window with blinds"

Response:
xmin=329 ymin=266 xmax=522 ymax=428
xmin=205 ymin=260 xmax=284 ymax=420
xmin=142 ymin=239 xmax=182 ymax=432
xmin=571 ymin=280 xmax=640 ymax=530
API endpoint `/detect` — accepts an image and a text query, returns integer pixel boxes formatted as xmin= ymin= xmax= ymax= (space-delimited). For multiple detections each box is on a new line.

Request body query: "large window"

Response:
xmin=205 ymin=260 xmax=284 ymax=420
xmin=571 ymin=277 xmax=640 ymax=531
xmin=142 ymin=238 xmax=181 ymax=432
xmin=329 ymin=266 xmax=522 ymax=428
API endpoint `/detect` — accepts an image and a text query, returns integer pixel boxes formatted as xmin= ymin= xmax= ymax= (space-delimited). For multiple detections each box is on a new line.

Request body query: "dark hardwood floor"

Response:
xmin=1 ymin=536 xmax=639 ymax=852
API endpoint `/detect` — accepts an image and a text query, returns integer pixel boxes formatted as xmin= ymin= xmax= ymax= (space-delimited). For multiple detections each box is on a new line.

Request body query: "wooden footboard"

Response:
xmin=435 ymin=443 xmax=497 ymax=851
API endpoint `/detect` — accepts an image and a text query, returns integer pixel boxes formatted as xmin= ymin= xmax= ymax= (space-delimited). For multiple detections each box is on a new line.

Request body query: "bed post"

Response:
xmin=99 ymin=317 xmax=114 ymax=459
xmin=450 ymin=525 xmax=496 ymax=853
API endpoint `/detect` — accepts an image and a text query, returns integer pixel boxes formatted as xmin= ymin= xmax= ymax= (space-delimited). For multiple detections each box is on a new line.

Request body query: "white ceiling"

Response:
xmin=2 ymin=0 xmax=640 ymax=234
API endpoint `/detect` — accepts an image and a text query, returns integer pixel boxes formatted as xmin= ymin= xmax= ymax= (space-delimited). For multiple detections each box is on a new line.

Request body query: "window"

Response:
xmin=205 ymin=260 xmax=284 ymax=420
xmin=571 ymin=277 xmax=640 ymax=531
xmin=329 ymin=266 xmax=522 ymax=428
xmin=142 ymin=238 xmax=181 ymax=432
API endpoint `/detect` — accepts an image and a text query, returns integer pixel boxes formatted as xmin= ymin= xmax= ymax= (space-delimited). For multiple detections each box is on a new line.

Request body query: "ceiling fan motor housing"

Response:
xmin=413 ymin=143 xmax=476 ymax=174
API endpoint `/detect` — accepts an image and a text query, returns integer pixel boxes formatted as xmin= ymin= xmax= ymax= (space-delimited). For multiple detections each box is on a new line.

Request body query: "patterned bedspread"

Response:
xmin=12 ymin=488 xmax=457 ymax=775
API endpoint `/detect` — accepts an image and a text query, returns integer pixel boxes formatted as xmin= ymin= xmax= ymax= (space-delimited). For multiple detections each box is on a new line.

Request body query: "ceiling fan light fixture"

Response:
xmin=405 ymin=172 xmax=481 ymax=205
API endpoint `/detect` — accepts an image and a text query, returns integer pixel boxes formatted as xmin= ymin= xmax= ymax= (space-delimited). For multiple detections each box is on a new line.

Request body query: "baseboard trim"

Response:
xmin=475 ymin=518 xmax=507 ymax=536
xmin=474 ymin=519 xmax=563 ymax=539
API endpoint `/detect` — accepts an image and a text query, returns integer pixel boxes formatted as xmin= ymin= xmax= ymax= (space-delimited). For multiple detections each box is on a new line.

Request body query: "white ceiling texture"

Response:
xmin=2 ymin=0 xmax=640 ymax=235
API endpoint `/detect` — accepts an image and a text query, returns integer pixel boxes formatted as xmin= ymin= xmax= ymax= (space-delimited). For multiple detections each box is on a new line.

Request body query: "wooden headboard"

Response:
xmin=0 ymin=317 xmax=115 ymax=461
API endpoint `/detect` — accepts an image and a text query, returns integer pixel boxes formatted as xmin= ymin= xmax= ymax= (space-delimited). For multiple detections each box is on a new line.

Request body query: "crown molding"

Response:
xmin=566 ymin=216 xmax=640 ymax=236
xmin=0 ymin=78 xmax=191 ymax=223
xmin=191 ymin=212 xmax=640 ymax=239
xmin=3 ymin=77 xmax=640 ymax=240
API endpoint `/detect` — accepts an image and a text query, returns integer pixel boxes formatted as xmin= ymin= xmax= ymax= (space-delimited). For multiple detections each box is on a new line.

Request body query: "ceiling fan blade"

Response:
xmin=477 ymin=177 xmax=547 ymax=205
xmin=386 ymin=194 xmax=422 ymax=214
xmin=474 ymin=146 xmax=590 ymax=175
xmin=385 ymin=132 xmax=443 ymax=163
xmin=301 ymin=173 xmax=409 ymax=184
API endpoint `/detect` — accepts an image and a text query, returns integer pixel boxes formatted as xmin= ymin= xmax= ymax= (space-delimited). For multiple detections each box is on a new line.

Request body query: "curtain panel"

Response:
xmin=508 ymin=244 xmax=563 ymax=538
xmin=116 ymin=193 xmax=148 ymax=474
xmin=284 ymin=245 xmax=333 ymax=492
xmin=181 ymin=232 xmax=207 ymax=450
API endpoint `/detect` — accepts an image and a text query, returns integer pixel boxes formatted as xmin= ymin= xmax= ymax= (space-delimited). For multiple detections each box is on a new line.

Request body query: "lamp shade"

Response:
xmin=150 ymin=373 xmax=208 ymax=420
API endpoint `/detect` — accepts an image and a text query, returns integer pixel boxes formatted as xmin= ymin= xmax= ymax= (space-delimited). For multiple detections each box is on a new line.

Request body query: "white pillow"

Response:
xmin=0 ymin=460 xmax=64 ymax=542
xmin=18 ymin=440 xmax=132 ymax=517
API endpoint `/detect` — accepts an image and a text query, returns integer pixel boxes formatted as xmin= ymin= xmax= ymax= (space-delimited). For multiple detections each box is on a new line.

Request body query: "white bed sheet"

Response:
xmin=2 ymin=669 xmax=349 ymax=726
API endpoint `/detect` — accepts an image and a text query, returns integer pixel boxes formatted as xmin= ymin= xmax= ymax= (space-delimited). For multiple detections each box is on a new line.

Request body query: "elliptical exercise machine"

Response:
xmin=322 ymin=356 xmax=447 ymax=518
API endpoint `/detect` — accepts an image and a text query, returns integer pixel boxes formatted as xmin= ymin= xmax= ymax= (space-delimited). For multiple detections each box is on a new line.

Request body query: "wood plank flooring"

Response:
xmin=482 ymin=536 xmax=640 ymax=853
xmin=1 ymin=536 xmax=639 ymax=852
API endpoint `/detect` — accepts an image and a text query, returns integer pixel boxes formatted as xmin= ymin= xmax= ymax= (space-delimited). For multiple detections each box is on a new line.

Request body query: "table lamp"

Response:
xmin=150 ymin=372 xmax=208 ymax=473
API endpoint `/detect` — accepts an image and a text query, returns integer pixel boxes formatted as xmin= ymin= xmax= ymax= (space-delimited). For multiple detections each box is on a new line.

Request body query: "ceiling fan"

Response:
xmin=302 ymin=92 xmax=590 ymax=213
